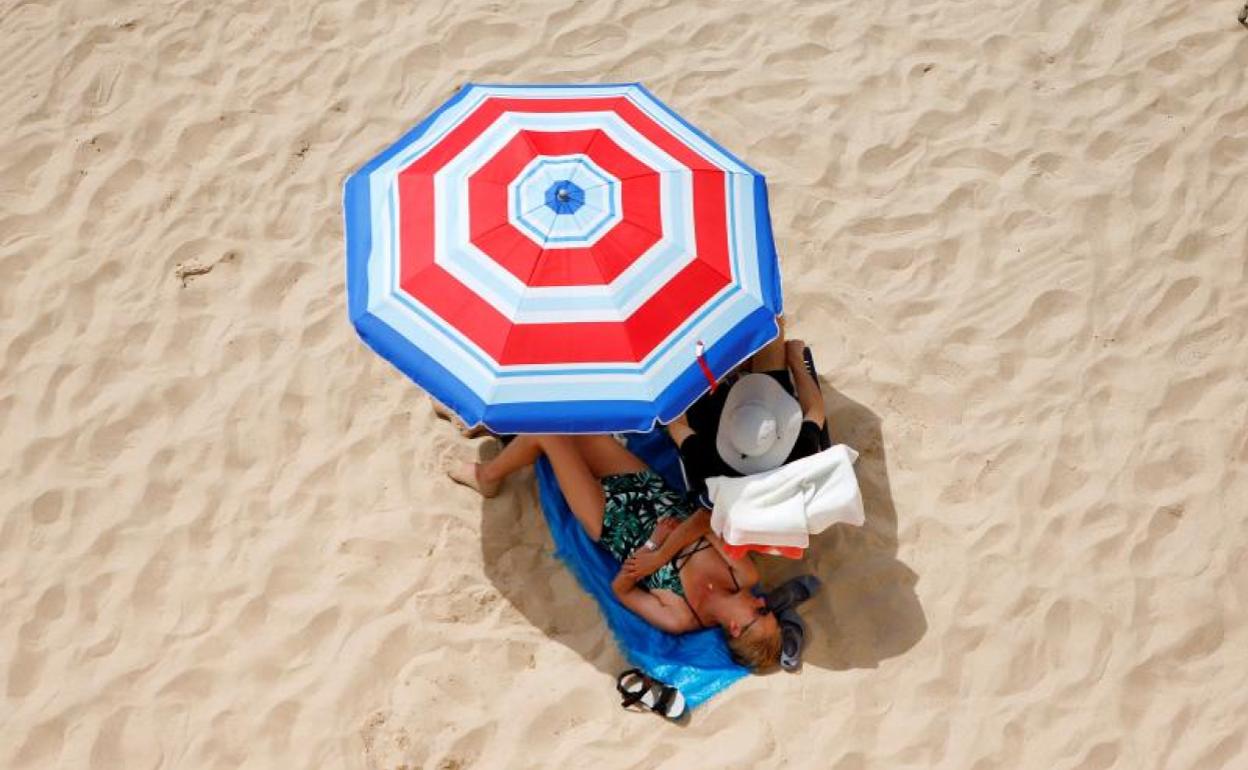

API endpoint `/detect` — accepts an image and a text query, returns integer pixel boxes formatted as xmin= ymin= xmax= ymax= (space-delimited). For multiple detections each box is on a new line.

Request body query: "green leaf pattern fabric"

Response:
xmin=599 ymin=471 xmax=696 ymax=595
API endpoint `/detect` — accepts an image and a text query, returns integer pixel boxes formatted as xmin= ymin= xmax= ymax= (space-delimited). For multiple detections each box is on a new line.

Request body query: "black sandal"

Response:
xmin=615 ymin=668 xmax=686 ymax=719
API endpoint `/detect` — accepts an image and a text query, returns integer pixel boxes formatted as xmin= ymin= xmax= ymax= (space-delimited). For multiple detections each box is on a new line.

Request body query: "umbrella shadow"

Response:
xmin=472 ymin=382 xmax=925 ymax=676
xmin=760 ymin=381 xmax=927 ymax=671
xmin=474 ymin=442 xmax=625 ymax=678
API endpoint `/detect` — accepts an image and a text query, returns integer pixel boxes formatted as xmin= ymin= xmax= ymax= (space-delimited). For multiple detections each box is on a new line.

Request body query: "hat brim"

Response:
xmin=715 ymin=374 xmax=804 ymax=475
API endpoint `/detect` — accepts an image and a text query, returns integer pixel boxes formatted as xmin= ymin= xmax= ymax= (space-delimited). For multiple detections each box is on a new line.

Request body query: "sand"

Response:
xmin=3 ymin=0 xmax=1247 ymax=767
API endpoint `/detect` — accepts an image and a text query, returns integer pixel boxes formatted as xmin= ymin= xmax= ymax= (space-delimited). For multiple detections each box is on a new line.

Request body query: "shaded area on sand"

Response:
xmin=478 ymin=382 xmax=925 ymax=686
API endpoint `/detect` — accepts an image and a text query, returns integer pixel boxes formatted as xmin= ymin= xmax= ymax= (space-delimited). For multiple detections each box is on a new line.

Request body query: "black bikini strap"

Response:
xmin=672 ymin=537 xmax=715 ymax=628
xmin=671 ymin=536 xmax=711 ymax=571
xmin=679 ymin=591 xmax=706 ymax=628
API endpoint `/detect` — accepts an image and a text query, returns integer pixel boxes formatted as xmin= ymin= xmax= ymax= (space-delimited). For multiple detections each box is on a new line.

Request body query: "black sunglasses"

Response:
xmin=739 ymin=604 xmax=772 ymax=636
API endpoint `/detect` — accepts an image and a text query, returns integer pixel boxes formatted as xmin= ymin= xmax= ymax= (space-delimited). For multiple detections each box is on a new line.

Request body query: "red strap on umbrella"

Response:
xmin=696 ymin=341 xmax=717 ymax=393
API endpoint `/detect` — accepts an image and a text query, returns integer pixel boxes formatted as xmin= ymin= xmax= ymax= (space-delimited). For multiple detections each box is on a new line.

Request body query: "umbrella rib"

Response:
xmin=472 ymin=219 xmax=522 ymax=245
xmin=578 ymin=171 xmax=655 ymax=190
xmin=511 ymin=203 xmax=564 ymax=290
xmin=567 ymin=208 xmax=612 ymax=285
xmin=626 ymin=216 xmax=665 ymax=244
xmin=572 ymin=197 xmax=607 ymax=217
xmin=587 ymin=240 xmax=622 ymax=291
xmin=498 ymin=209 xmax=563 ymax=369
xmin=519 ymin=200 xmax=551 ymax=217
xmin=581 ymin=166 xmax=756 ymax=191
xmin=518 ymin=130 xmax=566 ymax=192
xmin=564 ymin=157 xmax=587 ymax=189
xmin=564 ymin=130 xmax=606 ymax=187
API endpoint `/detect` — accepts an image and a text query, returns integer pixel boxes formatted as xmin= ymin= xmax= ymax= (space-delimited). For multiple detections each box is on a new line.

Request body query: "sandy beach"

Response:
xmin=3 ymin=0 xmax=1247 ymax=767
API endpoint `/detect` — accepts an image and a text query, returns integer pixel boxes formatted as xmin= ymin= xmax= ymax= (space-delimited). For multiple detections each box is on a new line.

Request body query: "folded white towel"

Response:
xmin=706 ymin=445 xmax=865 ymax=549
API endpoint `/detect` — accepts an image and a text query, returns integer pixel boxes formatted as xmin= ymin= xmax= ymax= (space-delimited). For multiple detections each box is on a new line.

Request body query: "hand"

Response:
xmin=669 ymin=412 xmax=689 ymax=429
xmin=650 ymin=516 xmax=678 ymax=546
xmin=624 ymin=550 xmax=665 ymax=579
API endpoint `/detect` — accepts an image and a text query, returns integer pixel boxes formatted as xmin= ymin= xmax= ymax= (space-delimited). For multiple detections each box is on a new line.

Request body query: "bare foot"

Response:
xmin=445 ymin=458 xmax=501 ymax=498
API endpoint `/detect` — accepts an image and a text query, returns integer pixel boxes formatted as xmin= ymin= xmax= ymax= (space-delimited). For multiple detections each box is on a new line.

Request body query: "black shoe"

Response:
xmin=765 ymin=574 xmax=822 ymax=615
xmin=777 ymin=607 xmax=806 ymax=672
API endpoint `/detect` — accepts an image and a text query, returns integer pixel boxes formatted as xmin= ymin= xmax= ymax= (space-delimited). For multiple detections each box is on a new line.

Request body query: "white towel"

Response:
xmin=706 ymin=445 xmax=865 ymax=549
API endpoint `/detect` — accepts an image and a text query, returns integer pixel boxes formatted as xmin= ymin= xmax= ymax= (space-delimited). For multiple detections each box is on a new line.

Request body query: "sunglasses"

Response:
xmin=739 ymin=604 xmax=772 ymax=636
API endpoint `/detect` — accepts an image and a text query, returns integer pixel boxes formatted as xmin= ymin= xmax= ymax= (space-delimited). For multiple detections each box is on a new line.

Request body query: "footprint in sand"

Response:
xmin=175 ymin=250 xmax=237 ymax=287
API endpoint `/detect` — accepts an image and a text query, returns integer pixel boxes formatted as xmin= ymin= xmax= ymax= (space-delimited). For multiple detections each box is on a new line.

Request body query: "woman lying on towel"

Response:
xmin=448 ymin=434 xmax=782 ymax=670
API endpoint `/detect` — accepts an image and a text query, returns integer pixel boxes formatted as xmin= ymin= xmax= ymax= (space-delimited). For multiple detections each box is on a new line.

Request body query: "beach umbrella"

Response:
xmin=344 ymin=83 xmax=782 ymax=433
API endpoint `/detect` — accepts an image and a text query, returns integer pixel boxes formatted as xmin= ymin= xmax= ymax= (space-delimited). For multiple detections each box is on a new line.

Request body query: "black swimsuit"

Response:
xmin=670 ymin=536 xmax=741 ymax=628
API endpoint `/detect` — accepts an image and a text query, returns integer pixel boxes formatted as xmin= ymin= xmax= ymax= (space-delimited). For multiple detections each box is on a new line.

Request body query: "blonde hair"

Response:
xmin=726 ymin=622 xmax=782 ymax=671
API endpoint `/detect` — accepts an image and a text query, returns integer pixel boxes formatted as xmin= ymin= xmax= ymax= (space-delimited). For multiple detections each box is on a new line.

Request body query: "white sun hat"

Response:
xmin=715 ymin=373 xmax=804 ymax=475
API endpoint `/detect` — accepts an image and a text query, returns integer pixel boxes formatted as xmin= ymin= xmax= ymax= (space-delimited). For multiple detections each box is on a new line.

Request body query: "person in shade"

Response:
xmin=668 ymin=328 xmax=828 ymax=504
xmin=667 ymin=321 xmax=829 ymax=671
xmin=445 ymin=434 xmax=782 ymax=671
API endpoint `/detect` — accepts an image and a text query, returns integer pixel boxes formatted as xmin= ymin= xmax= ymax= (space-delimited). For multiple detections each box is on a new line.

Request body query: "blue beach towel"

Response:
xmin=534 ymin=429 xmax=748 ymax=709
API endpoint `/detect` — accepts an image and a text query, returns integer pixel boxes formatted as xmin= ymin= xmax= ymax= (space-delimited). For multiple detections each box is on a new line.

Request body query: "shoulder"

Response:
xmin=646 ymin=588 xmax=700 ymax=632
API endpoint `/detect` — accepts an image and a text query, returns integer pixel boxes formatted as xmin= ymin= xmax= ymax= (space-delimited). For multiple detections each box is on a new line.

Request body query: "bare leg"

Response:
xmin=477 ymin=434 xmax=545 ymax=485
xmin=570 ymin=435 xmax=647 ymax=478
xmin=447 ymin=435 xmax=613 ymax=540
xmin=534 ymin=436 xmax=610 ymax=540
xmin=567 ymin=436 xmax=665 ymax=547
xmin=749 ymin=315 xmax=787 ymax=373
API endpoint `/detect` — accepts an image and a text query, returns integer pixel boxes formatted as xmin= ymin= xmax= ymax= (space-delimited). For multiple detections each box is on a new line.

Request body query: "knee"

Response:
xmin=533 ymin=434 xmax=571 ymax=452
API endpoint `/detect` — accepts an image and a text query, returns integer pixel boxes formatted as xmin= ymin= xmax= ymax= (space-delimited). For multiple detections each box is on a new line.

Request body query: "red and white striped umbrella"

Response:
xmin=345 ymin=83 xmax=782 ymax=433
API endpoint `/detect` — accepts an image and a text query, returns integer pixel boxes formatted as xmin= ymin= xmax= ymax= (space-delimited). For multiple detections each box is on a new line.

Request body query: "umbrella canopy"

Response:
xmin=344 ymin=83 xmax=782 ymax=433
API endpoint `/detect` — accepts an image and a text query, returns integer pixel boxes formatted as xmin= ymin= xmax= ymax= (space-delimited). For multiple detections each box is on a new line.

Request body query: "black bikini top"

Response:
xmin=671 ymin=536 xmax=740 ymax=628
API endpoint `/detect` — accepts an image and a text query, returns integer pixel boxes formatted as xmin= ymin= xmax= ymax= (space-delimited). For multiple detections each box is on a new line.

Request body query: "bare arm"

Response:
xmin=623 ymin=509 xmax=711 ymax=580
xmin=666 ymin=411 xmax=696 ymax=448
xmin=786 ymin=340 xmax=826 ymax=427
xmin=611 ymin=572 xmax=691 ymax=633
xmin=652 ymin=508 xmax=710 ymax=563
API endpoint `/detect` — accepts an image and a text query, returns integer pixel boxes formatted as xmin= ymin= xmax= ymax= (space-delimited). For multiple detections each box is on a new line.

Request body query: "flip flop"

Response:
xmin=615 ymin=668 xmax=686 ymax=720
xmin=765 ymin=574 xmax=822 ymax=615
xmin=777 ymin=607 xmax=807 ymax=672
